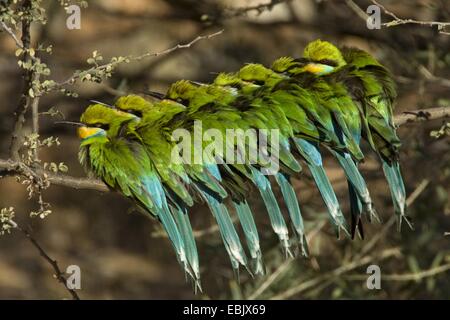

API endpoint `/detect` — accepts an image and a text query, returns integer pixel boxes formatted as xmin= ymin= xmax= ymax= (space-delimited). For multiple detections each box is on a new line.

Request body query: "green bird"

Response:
xmin=165 ymin=80 xmax=304 ymax=256
xmin=114 ymin=95 xmax=257 ymax=276
xmin=75 ymin=38 xmax=410 ymax=291
xmin=300 ymin=39 xmax=409 ymax=230
xmin=77 ymin=103 xmax=200 ymax=289
xmin=269 ymin=55 xmax=376 ymax=236
xmin=214 ymin=71 xmax=347 ymax=241
xmin=234 ymin=63 xmax=377 ymax=237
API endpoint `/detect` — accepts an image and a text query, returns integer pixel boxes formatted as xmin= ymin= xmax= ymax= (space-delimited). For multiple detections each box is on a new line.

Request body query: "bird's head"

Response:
xmin=302 ymin=39 xmax=346 ymax=75
xmin=166 ymin=80 xmax=197 ymax=103
xmin=238 ymin=64 xmax=274 ymax=84
xmin=214 ymin=72 xmax=257 ymax=88
xmin=271 ymin=56 xmax=297 ymax=73
xmin=78 ymin=103 xmax=137 ymax=146
xmin=115 ymin=94 xmax=154 ymax=118
xmin=272 ymin=56 xmax=319 ymax=76
xmin=214 ymin=72 xmax=241 ymax=86
xmin=154 ymin=99 xmax=187 ymax=117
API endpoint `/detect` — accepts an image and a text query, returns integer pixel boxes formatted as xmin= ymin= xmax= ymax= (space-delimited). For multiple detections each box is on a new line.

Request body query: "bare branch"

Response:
xmin=16 ymin=223 xmax=80 ymax=300
xmin=0 ymin=159 xmax=108 ymax=192
xmin=395 ymin=107 xmax=449 ymax=126
xmin=224 ymin=0 xmax=291 ymax=18
xmin=0 ymin=20 xmax=23 ymax=48
xmin=51 ymin=30 xmax=224 ymax=91
xmin=371 ymin=0 xmax=450 ymax=32
xmin=346 ymin=0 xmax=450 ymax=35
xmin=0 ymin=107 xmax=447 ymax=195
xmin=343 ymin=263 xmax=450 ymax=282
xmin=270 ymin=248 xmax=400 ymax=299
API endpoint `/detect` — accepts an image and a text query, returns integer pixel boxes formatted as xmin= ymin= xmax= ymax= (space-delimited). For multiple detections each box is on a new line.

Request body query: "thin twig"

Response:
xmin=343 ymin=263 xmax=450 ymax=281
xmin=346 ymin=0 xmax=450 ymax=34
xmin=0 ymin=20 xmax=24 ymax=48
xmin=371 ymin=0 xmax=450 ymax=30
xmin=16 ymin=223 xmax=80 ymax=300
xmin=51 ymin=30 xmax=224 ymax=91
xmin=270 ymin=248 xmax=399 ymax=299
xmin=395 ymin=107 xmax=449 ymax=126
xmin=247 ymin=221 xmax=326 ymax=300
xmin=0 ymin=159 xmax=108 ymax=192
xmin=345 ymin=0 xmax=369 ymax=22
xmin=224 ymin=0 xmax=291 ymax=18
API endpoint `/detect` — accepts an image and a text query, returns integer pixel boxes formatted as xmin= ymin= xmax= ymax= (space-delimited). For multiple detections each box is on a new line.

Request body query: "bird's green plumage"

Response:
xmin=303 ymin=41 xmax=408 ymax=229
xmin=78 ymin=38 xmax=408 ymax=288
xmin=79 ymin=104 xmax=197 ymax=286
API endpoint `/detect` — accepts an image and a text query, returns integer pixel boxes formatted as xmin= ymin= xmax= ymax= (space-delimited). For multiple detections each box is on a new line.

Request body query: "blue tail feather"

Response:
xmin=142 ymin=175 xmax=189 ymax=273
xmin=202 ymin=192 xmax=249 ymax=271
xmin=348 ymin=182 xmax=364 ymax=239
xmin=172 ymin=205 xmax=202 ymax=292
xmin=331 ymin=150 xmax=378 ymax=222
xmin=233 ymin=201 xmax=265 ymax=275
xmin=293 ymin=139 xmax=348 ymax=237
xmin=382 ymin=161 xmax=410 ymax=230
xmin=250 ymin=166 xmax=292 ymax=255
xmin=274 ymin=172 xmax=308 ymax=256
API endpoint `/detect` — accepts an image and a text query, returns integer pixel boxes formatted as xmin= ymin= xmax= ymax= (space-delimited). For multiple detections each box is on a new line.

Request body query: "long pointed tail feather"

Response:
xmin=233 ymin=200 xmax=265 ymax=275
xmin=348 ymin=182 xmax=364 ymax=239
xmin=142 ymin=176 xmax=191 ymax=278
xmin=382 ymin=161 xmax=411 ymax=231
xmin=172 ymin=205 xmax=202 ymax=292
xmin=202 ymin=192 xmax=250 ymax=272
xmin=293 ymin=139 xmax=348 ymax=237
xmin=331 ymin=150 xmax=379 ymax=222
xmin=250 ymin=166 xmax=293 ymax=256
xmin=274 ymin=172 xmax=308 ymax=256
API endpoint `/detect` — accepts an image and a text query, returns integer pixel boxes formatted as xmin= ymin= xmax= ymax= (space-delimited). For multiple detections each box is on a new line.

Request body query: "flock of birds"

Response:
xmin=76 ymin=39 xmax=408 ymax=290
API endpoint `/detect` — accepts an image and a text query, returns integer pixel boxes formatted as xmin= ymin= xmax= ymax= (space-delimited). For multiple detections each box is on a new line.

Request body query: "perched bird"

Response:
xmin=298 ymin=39 xmax=409 ymax=230
xmin=77 ymin=39 xmax=407 ymax=289
xmin=165 ymin=80 xmax=302 ymax=256
xmin=114 ymin=95 xmax=263 ymax=275
xmin=235 ymin=63 xmax=376 ymax=237
xmin=77 ymin=104 xmax=200 ymax=288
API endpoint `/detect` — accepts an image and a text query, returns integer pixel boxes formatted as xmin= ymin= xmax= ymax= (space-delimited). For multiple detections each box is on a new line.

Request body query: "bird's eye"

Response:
xmin=176 ymin=98 xmax=189 ymax=106
xmin=93 ymin=123 xmax=109 ymax=130
xmin=318 ymin=59 xmax=338 ymax=67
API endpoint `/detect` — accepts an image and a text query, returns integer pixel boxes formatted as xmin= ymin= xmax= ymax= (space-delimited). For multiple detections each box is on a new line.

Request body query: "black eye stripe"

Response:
xmin=128 ymin=110 xmax=142 ymax=118
xmin=92 ymin=123 xmax=109 ymax=130
xmin=318 ymin=59 xmax=338 ymax=66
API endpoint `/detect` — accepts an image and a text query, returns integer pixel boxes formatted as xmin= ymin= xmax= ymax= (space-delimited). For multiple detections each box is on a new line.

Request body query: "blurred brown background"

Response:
xmin=0 ymin=0 xmax=449 ymax=299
